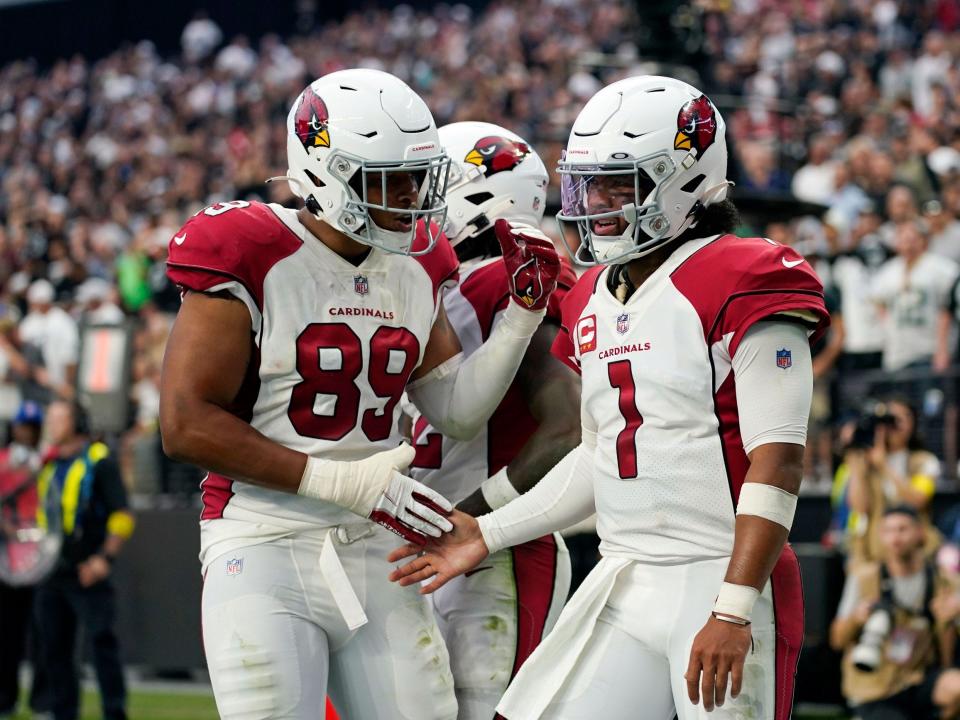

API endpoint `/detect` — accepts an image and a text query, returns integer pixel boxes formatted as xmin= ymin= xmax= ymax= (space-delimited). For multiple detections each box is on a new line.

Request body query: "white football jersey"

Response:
xmin=410 ymin=257 xmax=576 ymax=503
xmin=552 ymin=234 xmax=829 ymax=564
xmin=166 ymin=201 xmax=459 ymax=566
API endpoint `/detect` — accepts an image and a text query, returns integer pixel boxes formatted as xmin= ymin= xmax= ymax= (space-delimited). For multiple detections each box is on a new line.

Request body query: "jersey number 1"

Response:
xmin=607 ymin=360 xmax=643 ymax=479
xmin=288 ymin=323 xmax=419 ymax=441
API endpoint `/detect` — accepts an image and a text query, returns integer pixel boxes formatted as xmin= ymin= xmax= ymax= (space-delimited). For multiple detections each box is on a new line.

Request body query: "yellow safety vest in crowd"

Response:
xmin=36 ymin=442 xmax=110 ymax=535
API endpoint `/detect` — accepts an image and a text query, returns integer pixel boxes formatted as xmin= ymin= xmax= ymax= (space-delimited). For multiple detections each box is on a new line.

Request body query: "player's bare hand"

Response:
xmin=387 ymin=510 xmax=489 ymax=594
xmin=684 ymin=615 xmax=752 ymax=712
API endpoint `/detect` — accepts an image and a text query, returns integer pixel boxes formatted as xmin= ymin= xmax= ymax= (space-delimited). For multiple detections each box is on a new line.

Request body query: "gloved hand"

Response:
xmin=495 ymin=218 xmax=560 ymax=311
xmin=299 ymin=444 xmax=453 ymax=545
xmin=369 ymin=472 xmax=454 ymax=545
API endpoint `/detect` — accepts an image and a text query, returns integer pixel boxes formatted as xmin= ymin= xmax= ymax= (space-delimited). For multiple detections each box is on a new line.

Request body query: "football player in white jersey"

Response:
xmin=389 ymin=76 xmax=830 ymax=719
xmin=159 ymin=69 xmax=561 ymax=720
xmin=409 ymin=122 xmax=580 ymax=719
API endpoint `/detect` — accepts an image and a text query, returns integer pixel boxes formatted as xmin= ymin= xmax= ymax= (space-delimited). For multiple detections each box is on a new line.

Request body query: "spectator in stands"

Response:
xmin=33 ymin=401 xmax=134 ymax=720
xmin=833 ymin=207 xmax=890 ymax=374
xmin=879 ymin=185 xmax=921 ymax=248
xmin=75 ymin=279 xmax=124 ymax=326
xmin=872 ymin=221 xmax=958 ymax=373
xmin=938 ymin=268 xmax=960 ymax=373
xmin=828 ymin=159 xmax=874 ymax=231
xmin=845 ymin=398 xmax=941 ymax=565
xmin=180 ymin=11 xmax=222 ymax=63
xmin=0 ymin=401 xmax=47 ymax=719
xmin=736 ymin=140 xmax=792 ymax=194
xmin=924 ymin=199 xmax=960 ymax=264
xmin=830 ymin=506 xmax=960 ymax=720
xmin=16 ymin=280 xmax=78 ymax=402
xmin=791 ymin=133 xmax=838 ymax=205
xmin=0 ymin=304 xmax=25 ymax=423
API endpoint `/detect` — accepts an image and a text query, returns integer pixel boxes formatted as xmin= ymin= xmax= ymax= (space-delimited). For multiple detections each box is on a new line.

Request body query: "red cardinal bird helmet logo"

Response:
xmin=674 ymin=95 xmax=718 ymax=158
xmin=464 ymin=136 xmax=531 ymax=176
xmin=513 ymin=257 xmax=544 ymax=308
xmin=294 ymin=87 xmax=331 ymax=151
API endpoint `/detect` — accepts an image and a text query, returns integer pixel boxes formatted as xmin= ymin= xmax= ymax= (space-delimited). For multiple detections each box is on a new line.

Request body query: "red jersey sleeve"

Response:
xmin=165 ymin=201 xmax=302 ymax=311
xmin=671 ymin=235 xmax=830 ymax=356
xmin=412 ymin=221 xmax=460 ymax=307
xmin=550 ymin=266 xmax=604 ymax=375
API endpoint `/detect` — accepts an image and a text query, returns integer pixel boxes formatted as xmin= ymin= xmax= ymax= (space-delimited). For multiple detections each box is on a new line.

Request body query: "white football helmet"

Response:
xmin=285 ymin=68 xmax=450 ymax=255
xmin=438 ymin=121 xmax=548 ymax=246
xmin=557 ymin=75 xmax=730 ymax=265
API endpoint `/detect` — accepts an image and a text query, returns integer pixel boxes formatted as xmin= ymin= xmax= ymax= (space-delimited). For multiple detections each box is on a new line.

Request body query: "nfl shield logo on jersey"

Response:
xmin=354 ymin=274 xmax=369 ymax=296
xmin=226 ymin=557 xmax=243 ymax=576
xmin=776 ymin=348 xmax=792 ymax=369
xmin=616 ymin=313 xmax=630 ymax=335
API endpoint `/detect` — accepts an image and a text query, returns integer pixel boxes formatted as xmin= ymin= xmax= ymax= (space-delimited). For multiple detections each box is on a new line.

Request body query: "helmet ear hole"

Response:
xmin=304 ymin=169 xmax=325 ymax=188
xmin=305 ymin=196 xmax=323 ymax=214
xmin=680 ymin=174 xmax=705 ymax=194
xmin=464 ymin=192 xmax=494 ymax=205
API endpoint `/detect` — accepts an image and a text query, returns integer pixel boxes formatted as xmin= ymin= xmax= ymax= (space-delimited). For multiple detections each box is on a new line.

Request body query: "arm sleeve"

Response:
xmin=407 ymin=301 xmax=545 ymax=441
xmin=732 ymin=321 xmax=813 ymax=454
xmin=477 ymin=405 xmax=597 ymax=553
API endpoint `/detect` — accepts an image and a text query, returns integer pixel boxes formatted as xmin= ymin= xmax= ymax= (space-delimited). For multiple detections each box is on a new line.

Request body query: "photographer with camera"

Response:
xmin=831 ymin=506 xmax=960 ymax=719
xmin=846 ymin=398 xmax=941 ymax=564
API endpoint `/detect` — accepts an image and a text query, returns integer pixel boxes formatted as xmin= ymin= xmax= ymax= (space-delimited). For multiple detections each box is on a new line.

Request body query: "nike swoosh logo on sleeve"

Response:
xmin=781 ymin=257 xmax=803 ymax=268
xmin=174 ymin=233 xmax=187 ymax=245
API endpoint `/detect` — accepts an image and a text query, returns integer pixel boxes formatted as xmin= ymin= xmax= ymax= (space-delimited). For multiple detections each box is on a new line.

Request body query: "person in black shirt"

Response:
xmin=33 ymin=401 xmax=134 ymax=720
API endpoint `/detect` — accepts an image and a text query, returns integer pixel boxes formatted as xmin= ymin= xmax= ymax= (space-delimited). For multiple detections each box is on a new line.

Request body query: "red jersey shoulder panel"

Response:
xmin=550 ymin=265 xmax=605 ymax=374
xmin=412 ymin=221 xmax=460 ymax=305
xmin=166 ymin=201 xmax=302 ymax=310
xmin=670 ymin=235 xmax=829 ymax=355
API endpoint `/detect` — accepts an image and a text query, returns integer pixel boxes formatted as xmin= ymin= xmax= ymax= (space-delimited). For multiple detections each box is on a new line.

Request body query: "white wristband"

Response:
xmin=480 ymin=467 xmax=521 ymax=511
xmin=713 ymin=582 xmax=760 ymax=623
xmin=296 ymin=444 xmax=416 ymax=517
xmin=299 ymin=455 xmax=330 ymax=499
xmin=736 ymin=482 xmax=798 ymax=530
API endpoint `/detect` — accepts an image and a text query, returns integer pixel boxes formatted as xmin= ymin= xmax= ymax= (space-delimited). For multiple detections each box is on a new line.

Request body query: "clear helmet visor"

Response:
xmin=557 ymin=158 xmax=669 ymax=265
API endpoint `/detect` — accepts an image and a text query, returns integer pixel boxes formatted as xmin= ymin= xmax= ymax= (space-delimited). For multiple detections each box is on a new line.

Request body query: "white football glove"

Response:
xmin=299 ymin=444 xmax=453 ymax=544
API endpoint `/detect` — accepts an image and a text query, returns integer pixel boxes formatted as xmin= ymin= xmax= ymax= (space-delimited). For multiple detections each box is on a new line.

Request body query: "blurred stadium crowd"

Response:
xmin=1 ymin=0 xmax=960 ymax=505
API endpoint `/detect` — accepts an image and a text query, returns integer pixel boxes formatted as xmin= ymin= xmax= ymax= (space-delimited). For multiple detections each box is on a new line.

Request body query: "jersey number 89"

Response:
xmin=288 ymin=323 xmax=419 ymax=441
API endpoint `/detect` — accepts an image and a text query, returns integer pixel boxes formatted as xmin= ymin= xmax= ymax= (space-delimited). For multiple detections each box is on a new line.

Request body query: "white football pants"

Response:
xmin=202 ymin=523 xmax=458 ymax=720
xmin=501 ymin=550 xmax=804 ymax=720
xmin=432 ymin=533 xmax=571 ymax=720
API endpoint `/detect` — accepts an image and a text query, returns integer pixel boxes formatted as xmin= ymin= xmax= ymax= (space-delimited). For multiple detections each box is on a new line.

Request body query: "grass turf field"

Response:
xmin=11 ymin=690 xmax=218 ymax=720
xmin=10 ymin=690 xmax=850 ymax=719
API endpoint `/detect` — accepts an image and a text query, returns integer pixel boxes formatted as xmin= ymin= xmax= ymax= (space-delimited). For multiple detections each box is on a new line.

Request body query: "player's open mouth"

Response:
xmin=592 ymin=218 xmax=622 ymax=236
